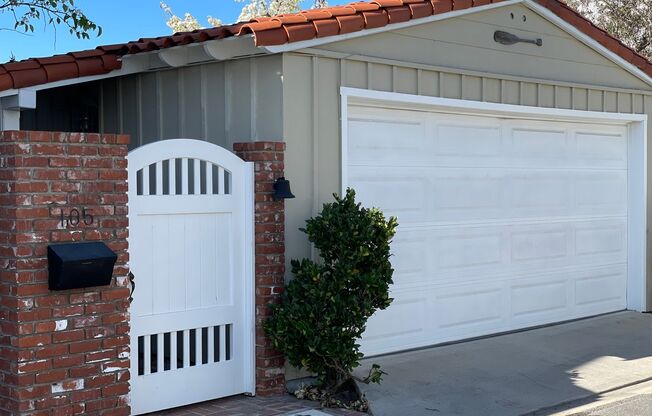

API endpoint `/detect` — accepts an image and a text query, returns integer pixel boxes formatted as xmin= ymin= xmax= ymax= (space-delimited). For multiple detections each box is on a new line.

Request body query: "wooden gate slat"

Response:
xmin=181 ymin=158 xmax=189 ymax=195
xmin=169 ymin=158 xmax=177 ymax=195
xmin=156 ymin=161 xmax=163 ymax=196
xmin=142 ymin=166 xmax=150 ymax=196
xmin=157 ymin=333 xmax=165 ymax=373
xmin=143 ymin=335 xmax=151 ymax=375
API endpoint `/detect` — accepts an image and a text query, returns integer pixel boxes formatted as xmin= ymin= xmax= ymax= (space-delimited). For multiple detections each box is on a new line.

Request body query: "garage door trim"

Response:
xmin=340 ymin=87 xmax=647 ymax=313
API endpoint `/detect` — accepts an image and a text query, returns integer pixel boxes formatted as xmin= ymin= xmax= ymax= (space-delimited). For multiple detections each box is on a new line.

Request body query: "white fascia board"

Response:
xmin=262 ymin=0 xmax=524 ymax=53
xmin=341 ymin=87 xmax=648 ymax=124
xmin=1 ymin=89 xmax=36 ymax=109
xmin=523 ymin=0 xmax=652 ymax=88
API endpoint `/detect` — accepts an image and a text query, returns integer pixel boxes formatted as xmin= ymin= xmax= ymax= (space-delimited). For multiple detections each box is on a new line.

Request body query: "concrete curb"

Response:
xmin=525 ymin=377 xmax=652 ymax=415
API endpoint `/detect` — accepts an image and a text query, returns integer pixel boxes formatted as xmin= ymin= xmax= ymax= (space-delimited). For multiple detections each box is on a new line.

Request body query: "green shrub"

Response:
xmin=264 ymin=188 xmax=398 ymax=393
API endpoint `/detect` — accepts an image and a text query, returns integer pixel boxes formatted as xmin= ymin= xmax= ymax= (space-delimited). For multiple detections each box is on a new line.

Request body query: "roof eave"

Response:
xmin=523 ymin=0 xmax=652 ymax=88
xmin=260 ymin=0 xmax=652 ymax=89
xmin=261 ymin=0 xmax=524 ymax=53
xmin=1 ymin=35 xmax=266 ymax=96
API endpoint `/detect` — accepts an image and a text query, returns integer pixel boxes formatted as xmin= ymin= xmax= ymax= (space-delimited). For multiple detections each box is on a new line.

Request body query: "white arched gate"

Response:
xmin=128 ymin=139 xmax=254 ymax=414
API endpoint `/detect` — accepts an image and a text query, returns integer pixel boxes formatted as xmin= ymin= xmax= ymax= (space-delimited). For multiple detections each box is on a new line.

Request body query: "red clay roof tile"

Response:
xmin=301 ymin=9 xmax=335 ymax=20
xmin=275 ymin=14 xmax=309 ymax=24
xmin=251 ymin=27 xmax=289 ymax=45
xmin=314 ymin=18 xmax=341 ymax=37
xmin=431 ymin=0 xmax=454 ymax=13
xmin=386 ymin=6 xmax=413 ymax=23
xmin=362 ymin=9 xmax=390 ymax=28
xmin=337 ymin=14 xmax=366 ymax=34
xmin=3 ymin=60 xmax=41 ymax=71
xmin=75 ymin=57 xmax=107 ymax=76
xmin=96 ymin=44 xmax=127 ymax=53
xmin=10 ymin=68 xmax=48 ymax=88
xmin=43 ymin=62 xmax=79 ymax=83
xmin=453 ymin=0 xmax=473 ymax=10
xmin=350 ymin=2 xmax=381 ymax=12
xmin=239 ymin=20 xmax=284 ymax=34
xmin=372 ymin=0 xmax=406 ymax=6
xmin=327 ymin=6 xmax=358 ymax=16
xmin=0 ymin=0 xmax=651 ymax=93
xmin=285 ymin=23 xmax=318 ymax=42
xmin=100 ymin=55 xmax=121 ymax=71
xmin=34 ymin=55 xmax=76 ymax=65
xmin=68 ymin=50 xmax=104 ymax=59
xmin=0 ymin=74 xmax=12 ymax=91
xmin=410 ymin=3 xmax=434 ymax=18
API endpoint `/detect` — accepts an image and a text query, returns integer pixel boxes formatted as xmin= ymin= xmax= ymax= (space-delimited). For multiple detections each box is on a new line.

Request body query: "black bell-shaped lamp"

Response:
xmin=273 ymin=177 xmax=295 ymax=200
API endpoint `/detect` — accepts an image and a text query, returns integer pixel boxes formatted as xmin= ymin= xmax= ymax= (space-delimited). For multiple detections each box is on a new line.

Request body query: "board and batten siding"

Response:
xmin=282 ymin=52 xmax=652 ymax=311
xmin=99 ymin=55 xmax=284 ymax=150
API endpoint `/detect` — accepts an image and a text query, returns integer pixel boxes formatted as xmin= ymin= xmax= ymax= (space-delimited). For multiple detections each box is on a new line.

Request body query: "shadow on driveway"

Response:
xmin=354 ymin=312 xmax=652 ymax=416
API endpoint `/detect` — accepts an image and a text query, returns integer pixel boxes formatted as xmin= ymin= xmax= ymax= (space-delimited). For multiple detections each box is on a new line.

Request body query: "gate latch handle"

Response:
xmin=128 ymin=271 xmax=135 ymax=303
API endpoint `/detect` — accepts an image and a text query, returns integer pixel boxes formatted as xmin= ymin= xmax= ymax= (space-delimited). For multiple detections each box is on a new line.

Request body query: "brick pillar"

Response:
xmin=0 ymin=131 xmax=130 ymax=415
xmin=233 ymin=142 xmax=286 ymax=396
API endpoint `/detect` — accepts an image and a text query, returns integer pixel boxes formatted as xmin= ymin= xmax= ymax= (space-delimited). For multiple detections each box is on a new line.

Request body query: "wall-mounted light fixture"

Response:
xmin=273 ymin=177 xmax=295 ymax=200
xmin=494 ymin=30 xmax=542 ymax=47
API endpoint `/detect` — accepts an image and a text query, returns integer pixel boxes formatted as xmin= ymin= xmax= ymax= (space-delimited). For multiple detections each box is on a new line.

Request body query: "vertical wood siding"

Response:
xmin=100 ymin=55 xmax=284 ymax=150
xmin=282 ymin=53 xmax=652 ymax=308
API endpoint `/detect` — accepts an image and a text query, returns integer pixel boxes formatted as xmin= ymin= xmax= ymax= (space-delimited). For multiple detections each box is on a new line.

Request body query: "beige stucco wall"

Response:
xmin=281 ymin=3 xmax=652 ymax=321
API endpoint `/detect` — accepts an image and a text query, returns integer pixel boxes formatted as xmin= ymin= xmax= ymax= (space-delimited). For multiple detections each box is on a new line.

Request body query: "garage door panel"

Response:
xmin=574 ymin=267 xmax=627 ymax=314
xmin=436 ymin=232 xmax=503 ymax=270
xmin=435 ymin=123 xmax=502 ymax=157
xmin=391 ymin=231 xmax=428 ymax=276
xmin=575 ymin=223 xmax=627 ymax=258
xmin=348 ymin=113 xmax=429 ymax=164
xmin=348 ymin=112 xmax=627 ymax=170
xmin=347 ymin=105 xmax=631 ymax=356
xmin=509 ymin=127 xmax=569 ymax=157
xmin=575 ymin=173 xmax=627 ymax=214
xmin=435 ymin=286 xmax=505 ymax=330
xmin=390 ymin=219 xmax=627 ymax=290
xmin=349 ymin=172 xmax=429 ymax=222
xmin=507 ymin=173 xmax=572 ymax=217
xmin=435 ymin=173 xmax=503 ymax=215
xmin=510 ymin=279 xmax=570 ymax=320
xmin=363 ymin=291 xmax=430 ymax=343
xmin=361 ymin=268 xmax=626 ymax=356
xmin=511 ymin=229 xmax=568 ymax=262
xmin=352 ymin=166 xmax=627 ymax=223
xmin=575 ymin=130 xmax=628 ymax=167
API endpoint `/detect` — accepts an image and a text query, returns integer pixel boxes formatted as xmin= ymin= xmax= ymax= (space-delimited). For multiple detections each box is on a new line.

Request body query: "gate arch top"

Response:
xmin=128 ymin=139 xmax=251 ymax=199
xmin=128 ymin=138 xmax=247 ymax=173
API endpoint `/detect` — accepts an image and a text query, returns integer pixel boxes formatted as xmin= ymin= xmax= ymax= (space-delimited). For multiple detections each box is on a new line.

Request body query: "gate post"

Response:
xmin=233 ymin=142 xmax=286 ymax=396
xmin=0 ymin=131 xmax=131 ymax=415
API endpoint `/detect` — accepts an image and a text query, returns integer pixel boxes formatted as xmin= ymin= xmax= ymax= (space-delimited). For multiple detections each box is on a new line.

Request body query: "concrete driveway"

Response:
xmin=354 ymin=312 xmax=652 ymax=416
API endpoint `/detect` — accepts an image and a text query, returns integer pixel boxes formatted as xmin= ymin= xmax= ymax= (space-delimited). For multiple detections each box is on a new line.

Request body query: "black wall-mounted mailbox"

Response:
xmin=47 ymin=242 xmax=118 ymax=290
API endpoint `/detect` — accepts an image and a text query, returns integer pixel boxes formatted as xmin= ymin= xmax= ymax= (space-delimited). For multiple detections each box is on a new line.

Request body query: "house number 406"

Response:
xmin=60 ymin=208 xmax=94 ymax=228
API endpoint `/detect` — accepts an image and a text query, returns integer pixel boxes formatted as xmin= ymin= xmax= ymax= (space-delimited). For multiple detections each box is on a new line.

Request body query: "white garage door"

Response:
xmin=346 ymin=104 xmax=632 ymax=356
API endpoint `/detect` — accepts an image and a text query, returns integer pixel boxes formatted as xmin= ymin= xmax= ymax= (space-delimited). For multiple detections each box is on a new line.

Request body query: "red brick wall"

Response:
xmin=0 ymin=131 xmax=130 ymax=415
xmin=233 ymin=142 xmax=286 ymax=396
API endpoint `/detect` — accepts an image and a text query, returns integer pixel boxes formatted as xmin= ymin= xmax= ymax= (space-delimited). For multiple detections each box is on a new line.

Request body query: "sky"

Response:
xmin=0 ymin=0 xmax=349 ymax=61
